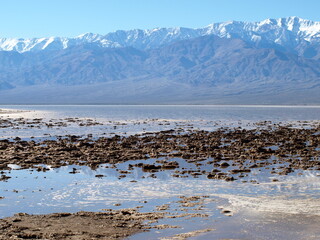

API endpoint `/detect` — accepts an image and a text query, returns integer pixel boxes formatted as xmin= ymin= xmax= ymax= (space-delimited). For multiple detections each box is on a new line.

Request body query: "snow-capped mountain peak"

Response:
xmin=0 ymin=17 xmax=319 ymax=53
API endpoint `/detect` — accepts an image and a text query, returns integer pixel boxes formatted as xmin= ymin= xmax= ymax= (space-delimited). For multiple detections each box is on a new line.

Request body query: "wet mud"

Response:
xmin=0 ymin=196 xmax=212 ymax=240
xmin=1 ymin=112 xmax=320 ymax=239
xmin=0 ymin=124 xmax=319 ymax=182
xmin=0 ymin=209 xmax=163 ymax=240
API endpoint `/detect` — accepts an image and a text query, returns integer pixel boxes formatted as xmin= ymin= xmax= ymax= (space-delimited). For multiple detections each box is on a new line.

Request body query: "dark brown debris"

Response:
xmin=0 ymin=125 xmax=319 ymax=180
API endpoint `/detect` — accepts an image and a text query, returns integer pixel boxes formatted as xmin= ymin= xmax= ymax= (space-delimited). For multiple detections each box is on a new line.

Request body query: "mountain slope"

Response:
xmin=0 ymin=33 xmax=319 ymax=104
xmin=1 ymin=35 xmax=320 ymax=87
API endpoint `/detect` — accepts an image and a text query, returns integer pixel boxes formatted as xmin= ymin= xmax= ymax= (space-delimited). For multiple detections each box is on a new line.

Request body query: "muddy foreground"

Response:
xmin=0 ymin=114 xmax=320 ymax=239
xmin=0 ymin=196 xmax=213 ymax=240
xmin=0 ymin=209 xmax=163 ymax=240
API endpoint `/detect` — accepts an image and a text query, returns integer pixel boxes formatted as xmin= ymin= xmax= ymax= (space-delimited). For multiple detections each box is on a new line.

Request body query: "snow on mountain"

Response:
xmin=1 ymin=17 xmax=319 ymax=53
xmin=0 ymin=18 xmax=319 ymax=104
xmin=203 ymin=16 xmax=320 ymax=50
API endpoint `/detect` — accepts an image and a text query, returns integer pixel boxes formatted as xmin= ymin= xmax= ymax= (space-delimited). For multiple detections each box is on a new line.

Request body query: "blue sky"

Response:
xmin=1 ymin=0 xmax=319 ymax=38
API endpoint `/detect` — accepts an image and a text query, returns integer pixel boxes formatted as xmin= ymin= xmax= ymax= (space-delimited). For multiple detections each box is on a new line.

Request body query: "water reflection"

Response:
xmin=1 ymin=105 xmax=320 ymax=239
xmin=1 ymin=163 xmax=320 ymax=218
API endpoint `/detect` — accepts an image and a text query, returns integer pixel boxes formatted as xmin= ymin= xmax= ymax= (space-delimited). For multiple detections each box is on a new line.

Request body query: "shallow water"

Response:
xmin=2 ymin=105 xmax=320 ymax=124
xmin=1 ymin=162 xmax=320 ymax=239
xmin=1 ymin=105 xmax=320 ymax=139
xmin=1 ymin=105 xmax=320 ymax=239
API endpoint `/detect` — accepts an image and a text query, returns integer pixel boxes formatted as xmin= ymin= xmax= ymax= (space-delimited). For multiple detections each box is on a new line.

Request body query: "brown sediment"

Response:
xmin=0 ymin=120 xmax=319 ymax=180
xmin=0 ymin=196 xmax=211 ymax=240
xmin=0 ymin=116 xmax=102 ymax=130
xmin=0 ymin=209 xmax=165 ymax=240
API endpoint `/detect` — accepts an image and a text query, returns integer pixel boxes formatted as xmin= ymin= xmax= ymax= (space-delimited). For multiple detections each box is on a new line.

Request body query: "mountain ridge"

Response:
xmin=0 ymin=17 xmax=319 ymax=104
xmin=1 ymin=17 xmax=320 ymax=55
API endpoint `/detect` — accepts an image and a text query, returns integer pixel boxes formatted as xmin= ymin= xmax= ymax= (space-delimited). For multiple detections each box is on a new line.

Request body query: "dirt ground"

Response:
xmin=0 ymin=209 xmax=165 ymax=240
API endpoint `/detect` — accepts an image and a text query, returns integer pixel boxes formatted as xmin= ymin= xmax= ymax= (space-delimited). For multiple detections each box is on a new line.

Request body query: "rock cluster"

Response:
xmin=0 ymin=126 xmax=319 ymax=181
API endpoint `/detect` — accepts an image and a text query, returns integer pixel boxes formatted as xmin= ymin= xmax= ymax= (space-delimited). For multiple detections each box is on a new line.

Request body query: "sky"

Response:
xmin=1 ymin=0 xmax=319 ymax=38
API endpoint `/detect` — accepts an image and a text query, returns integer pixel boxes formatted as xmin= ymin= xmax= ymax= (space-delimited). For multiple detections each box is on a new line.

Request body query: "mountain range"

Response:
xmin=0 ymin=16 xmax=319 ymax=104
